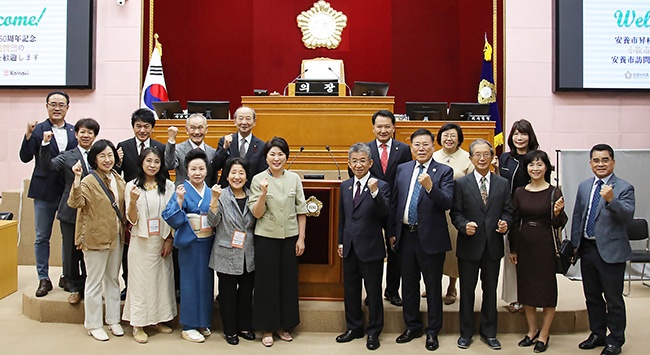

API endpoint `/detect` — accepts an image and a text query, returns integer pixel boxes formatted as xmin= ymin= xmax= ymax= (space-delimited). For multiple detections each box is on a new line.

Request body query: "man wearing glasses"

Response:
xmin=451 ymin=139 xmax=512 ymax=350
xmin=20 ymin=91 xmax=78 ymax=297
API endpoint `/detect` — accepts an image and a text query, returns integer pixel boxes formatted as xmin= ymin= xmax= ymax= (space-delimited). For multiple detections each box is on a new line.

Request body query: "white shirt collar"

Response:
xmin=376 ymin=138 xmax=392 ymax=149
xmin=189 ymin=140 xmax=205 ymax=151
xmin=353 ymin=172 xmax=371 ymax=187
xmin=473 ymin=170 xmax=491 ymax=184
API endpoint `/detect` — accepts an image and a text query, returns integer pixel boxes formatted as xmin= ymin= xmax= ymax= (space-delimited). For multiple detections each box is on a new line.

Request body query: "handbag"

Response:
xmin=92 ymin=172 xmax=131 ymax=243
xmin=550 ymin=186 xmax=574 ymax=274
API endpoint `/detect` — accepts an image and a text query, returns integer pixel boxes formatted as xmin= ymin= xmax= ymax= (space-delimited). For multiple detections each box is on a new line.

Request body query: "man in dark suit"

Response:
xmin=165 ymin=113 xmax=217 ymax=185
xmin=451 ymin=139 xmax=512 ymax=350
xmin=349 ymin=109 xmax=412 ymax=306
xmin=114 ymin=108 xmax=169 ymax=299
xmin=210 ymin=106 xmax=267 ymax=188
xmin=40 ymin=118 xmax=99 ymax=304
xmin=20 ymin=91 xmax=78 ymax=297
xmin=389 ymin=128 xmax=454 ymax=351
xmin=571 ymin=144 xmax=635 ymax=355
xmin=115 ymin=108 xmax=169 ymax=183
xmin=335 ymin=143 xmax=390 ymax=351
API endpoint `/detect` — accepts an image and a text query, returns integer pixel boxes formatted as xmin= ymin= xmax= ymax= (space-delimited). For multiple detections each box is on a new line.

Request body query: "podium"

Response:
xmin=0 ymin=220 xmax=18 ymax=299
xmin=298 ymin=180 xmax=343 ymax=300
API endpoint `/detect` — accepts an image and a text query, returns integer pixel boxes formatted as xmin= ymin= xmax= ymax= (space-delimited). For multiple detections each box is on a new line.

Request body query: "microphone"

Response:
xmin=287 ymin=146 xmax=305 ymax=170
xmin=283 ymin=68 xmax=309 ymax=96
xmin=327 ymin=67 xmax=351 ymax=96
xmin=325 ymin=145 xmax=342 ymax=180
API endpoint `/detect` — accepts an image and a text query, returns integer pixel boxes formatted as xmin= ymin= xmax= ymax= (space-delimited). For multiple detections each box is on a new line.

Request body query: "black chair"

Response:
xmin=0 ymin=212 xmax=13 ymax=220
xmin=624 ymin=218 xmax=650 ymax=296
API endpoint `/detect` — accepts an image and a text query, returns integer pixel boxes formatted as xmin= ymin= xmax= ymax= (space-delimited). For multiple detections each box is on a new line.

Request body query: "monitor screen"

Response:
xmin=405 ymin=102 xmax=448 ymax=121
xmin=0 ymin=0 xmax=95 ymax=89
xmin=152 ymin=101 xmax=183 ymax=119
xmin=351 ymin=81 xmax=389 ymax=96
xmin=187 ymin=101 xmax=230 ymax=119
xmin=447 ymin=103 xmax=490 ymax=121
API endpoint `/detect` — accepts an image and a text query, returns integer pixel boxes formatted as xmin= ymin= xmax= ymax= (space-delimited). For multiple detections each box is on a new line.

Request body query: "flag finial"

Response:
xmin=154 ymin=33 xmax=162 ymax=57
xmin=483 ymin=36 xmax=492 ymax=62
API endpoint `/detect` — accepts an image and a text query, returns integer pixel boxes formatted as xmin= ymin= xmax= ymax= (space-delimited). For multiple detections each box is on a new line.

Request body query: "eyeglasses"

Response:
xmin=441 ymin=134 xmax=458 ymax=139
xmin=47 ymin=102 xmax=68 ymax=109
xmin=350 ymin=159 xmax=369 ymax=165
xmin=472 ymin=152 xmax=493 ymax=159
xmin=591 ymin=158 xmax=611 ymax=164
xmin=412 ymin=143 xmax=432 ymax=149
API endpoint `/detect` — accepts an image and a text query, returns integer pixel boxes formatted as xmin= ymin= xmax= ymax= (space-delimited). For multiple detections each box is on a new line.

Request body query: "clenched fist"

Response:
xmin=367 ymin=177 xmax=378 ymax=193
xmin=259 ymin=177 xmax=269 ymax=194
xmin=129 ymin=185 xmax=141 ymax=200
xmin=42 ymin=131 xmax=54 ymax=143
xmin=223 ymin=134 xmax=233 ymax=149
xmin=168 ymin=126 xmax=178 ymax=143
xmin=466 ymin=221 xmax=478 ymax=236
xmin=72 ymin=160 xmax=83 ymax=177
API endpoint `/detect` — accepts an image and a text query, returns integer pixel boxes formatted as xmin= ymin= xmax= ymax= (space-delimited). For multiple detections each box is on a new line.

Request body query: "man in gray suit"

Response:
xmin=166 ymin=113 xmax=216 ymax=185
xmin=571 ymin=144 xmax=635 ymax=355
xmin=451 ymin=139 xmax=512 ymax=350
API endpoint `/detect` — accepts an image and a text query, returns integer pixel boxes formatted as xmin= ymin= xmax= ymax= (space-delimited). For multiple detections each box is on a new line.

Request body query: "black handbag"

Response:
xmin=551 ymin=186 xmax=574 ymax=274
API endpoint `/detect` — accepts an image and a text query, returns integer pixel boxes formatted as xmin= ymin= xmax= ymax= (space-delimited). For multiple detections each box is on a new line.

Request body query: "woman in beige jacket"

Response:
xmin=68 ymin=139 xmax=126 ymax=341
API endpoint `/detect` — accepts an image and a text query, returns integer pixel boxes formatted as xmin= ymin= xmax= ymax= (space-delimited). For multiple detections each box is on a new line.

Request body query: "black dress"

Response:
xmin=510 ymin=186 xmax=567 ymax=307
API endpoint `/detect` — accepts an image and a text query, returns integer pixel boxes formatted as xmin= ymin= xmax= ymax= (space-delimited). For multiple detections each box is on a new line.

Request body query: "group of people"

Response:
xmin=21 ymin=93 xmax=635 ymax=355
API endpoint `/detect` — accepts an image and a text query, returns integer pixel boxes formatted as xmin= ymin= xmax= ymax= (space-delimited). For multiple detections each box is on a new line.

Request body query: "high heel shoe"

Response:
xmin=518 ymin=329 xmax=540 ymax=347
xmin=534 ymin=336 xmax=549 ymax=353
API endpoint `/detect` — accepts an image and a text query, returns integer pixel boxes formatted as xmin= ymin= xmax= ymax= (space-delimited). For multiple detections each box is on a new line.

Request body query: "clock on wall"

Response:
xmin=297 ymin=0 xmax=347 ymax=49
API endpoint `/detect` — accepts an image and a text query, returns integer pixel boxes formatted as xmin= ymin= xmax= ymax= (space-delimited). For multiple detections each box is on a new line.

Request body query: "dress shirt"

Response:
xmin=353 ymin=172 xmax=379 ymax=199
xmin=375 ymin=138 xmax=392 ymax=160
xmin=136 ymin=138 xmax=151 ymax=155
xmin=189 ymin=140 xmax=207 ymax=151
xmin=473 ymin=170 xmax=491 ymax=195
xmin=402 ymin=159 xmax=432 ymax=224
xmin=583 ymin=174 xmax=612 ymax=239
xmin=52 ymin=122 xmax=69 ymax=153
xmin=238 ymin=133 xmax=250 ymax=155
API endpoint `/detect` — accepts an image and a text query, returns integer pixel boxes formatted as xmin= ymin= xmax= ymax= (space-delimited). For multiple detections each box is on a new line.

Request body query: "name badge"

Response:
xmin=200 ymin=214 xmax=211 ymax=232
xmin=148 ymin=218 xmax=160 ymax=236
xmin=231 ymin=230 xmax=246 ymax=249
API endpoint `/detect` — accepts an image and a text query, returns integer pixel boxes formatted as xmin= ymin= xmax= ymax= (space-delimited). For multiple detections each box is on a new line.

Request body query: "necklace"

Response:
xmin=144 ymin=182 xmax=158 ymax=191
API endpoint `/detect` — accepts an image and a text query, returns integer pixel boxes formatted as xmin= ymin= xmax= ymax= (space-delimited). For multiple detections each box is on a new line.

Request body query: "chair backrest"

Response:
xmin=627 ymin=218 xmax=649 ymax=241
xmin=0 ymin=212 xmax=13 ymax=220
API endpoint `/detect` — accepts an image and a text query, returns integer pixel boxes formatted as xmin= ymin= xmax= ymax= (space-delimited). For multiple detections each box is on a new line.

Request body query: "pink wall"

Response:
xmin=0 ymin=1 xmax=142 ymax=194
xmin=504 ymin=0 xmax=650 ymax=158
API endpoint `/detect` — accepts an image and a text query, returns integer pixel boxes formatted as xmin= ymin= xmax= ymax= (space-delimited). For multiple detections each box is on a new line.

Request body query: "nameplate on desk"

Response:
xmin=295 ymin=79 xmax=339 ymax=96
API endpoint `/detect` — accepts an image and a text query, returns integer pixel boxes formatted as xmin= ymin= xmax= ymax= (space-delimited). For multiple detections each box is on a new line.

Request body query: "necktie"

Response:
xmin=380 ymin=143 xmax=388 ymax=174
xmin=480 ymin=176 xmax=488 ymax=205
xmin=240 ymin=138 xmax=247 ymax=157
xmin=353 ymin=181 xmax=362 ymax=206
xmin=407 ymin=165 xmax=425 ymax=224
xmin=585 ymin=180 xmax=604 ymax=237
xmin=84 ymin=151 xmax=92 ymax=173
xmin=139 ymin=142 xmax=145 ymax=155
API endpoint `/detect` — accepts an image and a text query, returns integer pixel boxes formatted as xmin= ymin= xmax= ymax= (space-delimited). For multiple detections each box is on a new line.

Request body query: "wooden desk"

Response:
xmin=0 ymin=220 xmax=18 ymax=299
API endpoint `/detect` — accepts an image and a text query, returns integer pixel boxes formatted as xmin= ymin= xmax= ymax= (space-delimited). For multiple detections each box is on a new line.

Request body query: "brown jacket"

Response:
xmin=68 ymin=170 xmax=126 ymax=250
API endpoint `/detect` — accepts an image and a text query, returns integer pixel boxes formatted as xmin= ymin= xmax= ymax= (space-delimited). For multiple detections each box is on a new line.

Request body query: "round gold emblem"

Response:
xmin=297 ymin=1 xmax=347 ymax=49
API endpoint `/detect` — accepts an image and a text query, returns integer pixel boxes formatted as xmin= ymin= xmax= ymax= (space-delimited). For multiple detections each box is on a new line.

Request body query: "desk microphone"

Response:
xmin=325 ymin=145 xmax=342 ymax=180
xmin=327 ymin=67 xmax=351 ymax=96
xmin=287 ymin=146 xmax=305 ymax=170
xmin=283 ymin=68 xmax=309 ymax=96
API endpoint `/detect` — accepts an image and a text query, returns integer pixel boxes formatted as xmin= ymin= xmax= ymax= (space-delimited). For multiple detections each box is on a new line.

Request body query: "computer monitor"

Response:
xmin=351 ymin=81 xmax=390 ymax=96
xmin=405 ymin=102 xmax=448 ymax=121
xmin=447 ymin=103 xmax=490 ymax=121
xmin=186 ymin=101 xmax=230 ymax=119
xmin=152 ymin=101 xmax=183 ymax=119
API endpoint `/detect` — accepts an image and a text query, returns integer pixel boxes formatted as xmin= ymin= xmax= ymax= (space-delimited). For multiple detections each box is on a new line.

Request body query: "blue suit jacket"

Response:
xmin=20 ymin=119 xmax=78 ymax=202
xmin=389 ymin=159 xmax=454 ymax=255
xmin=338 ymin=177 xmax=390 ymax=262
xmin=570 ymin=174 xmax=635 ymax=263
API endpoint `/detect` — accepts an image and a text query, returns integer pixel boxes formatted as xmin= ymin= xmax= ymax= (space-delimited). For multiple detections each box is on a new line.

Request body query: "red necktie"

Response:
xmin=380 ymin=143 xmax=388 ymax=174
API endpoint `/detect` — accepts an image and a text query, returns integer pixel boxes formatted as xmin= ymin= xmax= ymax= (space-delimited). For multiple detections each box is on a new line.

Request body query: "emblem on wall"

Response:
xmin=305 ymin=196 xmax=323 ymax=217
xmin=297 ymin=0 xmax=347 ymax=49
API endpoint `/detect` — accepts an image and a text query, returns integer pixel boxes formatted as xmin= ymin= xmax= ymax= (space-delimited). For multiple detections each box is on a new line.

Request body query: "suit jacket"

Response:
xmin=347 ymin=139 xmax=412 ymax=190
xmin=451 ymin=172 xmax=513 ymax=262
xmin=570 ymin=174 xmax=635 ymax=263
xmin=39 ymin=146 xmax=90 ymax=224
xmin=115 ymin=137 xmax=169 ymax=183
xmin=20 ymin=119 xmax=78 ymax=202
xmin=210 ymin=133 xmax=267 ymax=188
xmin=389 ymin=160 xmax=454 ymax=255
xmin=338 ymin=177 xmax=390 ymax=262
xmin=165 ymin=140 xmax=216 ymax=186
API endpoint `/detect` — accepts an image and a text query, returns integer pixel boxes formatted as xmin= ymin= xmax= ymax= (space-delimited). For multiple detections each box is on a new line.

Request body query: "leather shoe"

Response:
xmin=35 ymin=279 xmax=53 ymax=297
xmin=518 ymin=330 xmax=540 ymax=347
xmin=396 ymin=329 xmax=423 ymax=343
xmin=366 ymin=334 xmax=380 ymax=350
xmin=238 ymin=331 xmax=256 ymax=341
xmin=481 ymin=336 xmax=502 ymax=350
xmin=457 ymin=336 xmax=472 ymax=349
xmin=425 ymin=334 xmax=439 ymax=351
xmin=600 ymin=344 xmax=621 ymax=355
xmin=336 ymin=329 xmax=364 ymax=343
xmin=384 ymin=293 xmax=402 ymax=307
xmin=120 ymin=288 xmax=127 ymax=301
xmin=579 ymin=333 xmax=606 ymax=349
xmin=68 ymin=292 xmax=81 ymax=305
xmin=534 ymin=337 xmax=549 ymax=353
xmin=58 ymin=275 xmax=69 ymax=291
xmin=226 ymin=334 xmax=239 ymax=345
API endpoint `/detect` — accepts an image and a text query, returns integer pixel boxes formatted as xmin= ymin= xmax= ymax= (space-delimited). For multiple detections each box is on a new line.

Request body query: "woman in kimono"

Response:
xmin=122 ymin=147 xmax=177 ymax=343
xmin=162 ymin=149 xmax=214 ymax=343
